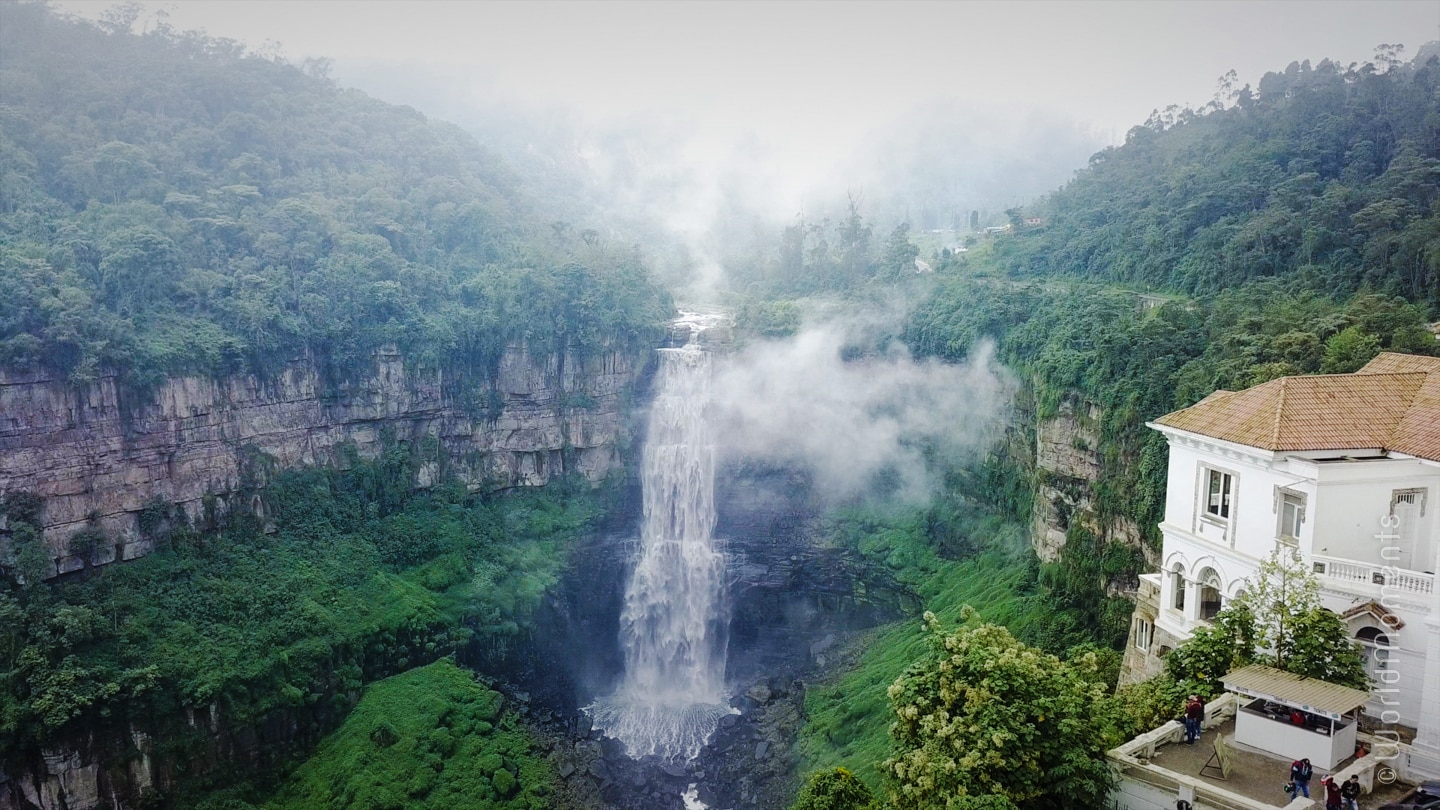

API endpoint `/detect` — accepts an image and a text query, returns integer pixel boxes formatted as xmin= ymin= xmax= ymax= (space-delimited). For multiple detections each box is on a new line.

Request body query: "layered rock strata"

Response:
xmin=0 ymin=345 xmax=644 ymax=576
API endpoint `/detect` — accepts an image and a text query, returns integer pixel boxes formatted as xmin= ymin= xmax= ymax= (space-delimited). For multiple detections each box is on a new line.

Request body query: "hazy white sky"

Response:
xmin=54 ymin=0 xmax=1440 ymax=203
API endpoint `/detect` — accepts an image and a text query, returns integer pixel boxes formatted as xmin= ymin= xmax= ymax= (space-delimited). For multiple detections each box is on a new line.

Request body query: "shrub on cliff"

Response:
xmin=792 ymin=767 xmax=876 ymax=810
xmin=262 ymin=659 xmax=556 ymax=809
xmin=881 ymin=609 xmax=1116 ymax=809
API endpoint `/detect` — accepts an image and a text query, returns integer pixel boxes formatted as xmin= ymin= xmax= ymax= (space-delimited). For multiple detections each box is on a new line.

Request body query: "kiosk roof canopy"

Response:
xmin=1221 ymin=665 xmax=1371 ymax=717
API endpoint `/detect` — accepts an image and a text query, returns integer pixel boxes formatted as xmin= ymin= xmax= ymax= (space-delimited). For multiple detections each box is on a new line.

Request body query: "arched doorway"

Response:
xmin=1356 ymin=626 xmax=1392 ymax=683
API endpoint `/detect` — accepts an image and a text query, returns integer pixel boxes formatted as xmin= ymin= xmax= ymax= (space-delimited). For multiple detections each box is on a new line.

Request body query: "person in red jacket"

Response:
xmin=1321 ymin=775 xmax=1342 ymax=810
xmin=1183 ymin=695 xmax=1203 ymax=743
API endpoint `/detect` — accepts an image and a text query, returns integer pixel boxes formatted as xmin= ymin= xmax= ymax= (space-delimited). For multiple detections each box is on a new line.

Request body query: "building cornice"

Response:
xmin=1147 ymin=423 xmax=1279 ymax=468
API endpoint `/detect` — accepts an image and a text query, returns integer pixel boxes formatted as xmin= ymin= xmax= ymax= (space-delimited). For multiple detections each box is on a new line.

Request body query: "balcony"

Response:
xmin=1310 ymin=554 xmax=1434 ymax=600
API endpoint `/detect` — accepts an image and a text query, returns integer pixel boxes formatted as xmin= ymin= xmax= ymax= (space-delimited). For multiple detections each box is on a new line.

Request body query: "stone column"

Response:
xmin=1410 ymin=518 xmax=1440 ymax=779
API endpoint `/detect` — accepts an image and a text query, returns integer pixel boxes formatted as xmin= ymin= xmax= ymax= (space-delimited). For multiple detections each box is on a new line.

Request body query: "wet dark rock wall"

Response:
xmin=511 ymin=456 xmax=910 ymax=808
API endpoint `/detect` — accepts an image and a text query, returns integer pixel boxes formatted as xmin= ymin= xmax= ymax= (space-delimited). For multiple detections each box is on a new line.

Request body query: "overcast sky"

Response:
xmin=54 ymin=0 xmax=1440 ymax=205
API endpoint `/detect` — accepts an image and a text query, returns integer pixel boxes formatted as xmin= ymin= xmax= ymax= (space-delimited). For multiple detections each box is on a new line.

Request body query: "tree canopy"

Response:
xmin=1007 ymin=50 xmax=1440 ymax=310
xmin=881 ymin=609 xmax=1115 ymax=810
xmin=792 ymin=767 xmax=877 ymax=810
xmin=261 ymin=659 xmax=556 ymax=809
xmin=0 ymin=2 xmax=670 ymax=386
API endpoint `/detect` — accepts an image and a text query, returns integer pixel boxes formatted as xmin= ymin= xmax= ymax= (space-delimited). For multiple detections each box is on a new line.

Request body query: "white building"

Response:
xmin=1120 ymin=352 xmax=1440 ymax=775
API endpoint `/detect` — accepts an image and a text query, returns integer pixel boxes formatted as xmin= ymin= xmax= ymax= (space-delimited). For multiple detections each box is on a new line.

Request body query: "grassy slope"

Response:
xmin=796 ymin=507 xmax=1043 ymax=789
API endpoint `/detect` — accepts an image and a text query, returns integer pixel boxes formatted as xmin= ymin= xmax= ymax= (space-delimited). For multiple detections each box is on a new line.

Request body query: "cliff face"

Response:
xmin=0 ymin=345 xmax=647 ymax=576
xmin=1030 ymin=398 xmax=1145 ymax=563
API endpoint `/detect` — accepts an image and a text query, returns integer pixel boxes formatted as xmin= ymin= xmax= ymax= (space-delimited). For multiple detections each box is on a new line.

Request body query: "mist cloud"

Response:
xmin=710 ymin=321 xmax=1012 ymax=504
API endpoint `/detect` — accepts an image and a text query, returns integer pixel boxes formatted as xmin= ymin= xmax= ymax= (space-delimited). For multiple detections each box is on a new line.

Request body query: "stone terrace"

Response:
xmin=1109 ymin=693 xmax=1415 ymax=810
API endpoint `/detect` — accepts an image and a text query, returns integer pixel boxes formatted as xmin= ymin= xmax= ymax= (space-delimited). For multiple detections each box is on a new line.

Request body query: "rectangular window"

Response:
xmin=1171 ymin=570 xmax=1186 ymax=611
xmin=1278 ymin=491 xmax=1305 ymax=542
xmin=1205 ymin=468 xmax=1234 ymax=520
xmin=1134 ymin=619 xmax=1153 ymax=651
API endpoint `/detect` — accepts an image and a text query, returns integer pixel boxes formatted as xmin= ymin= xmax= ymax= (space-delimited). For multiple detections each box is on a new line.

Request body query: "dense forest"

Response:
xmin=1020 ymin=46 xmax=1440 ymax=305
xmin=0 ymin=2 xmax=670 ymax=389
xmin=4 ymin=2 xmax=1440 ymax=808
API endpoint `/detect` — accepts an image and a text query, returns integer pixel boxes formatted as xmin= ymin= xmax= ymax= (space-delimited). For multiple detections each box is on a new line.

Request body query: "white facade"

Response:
xmin=1143 ymin=422 xmax=1440 ymax=759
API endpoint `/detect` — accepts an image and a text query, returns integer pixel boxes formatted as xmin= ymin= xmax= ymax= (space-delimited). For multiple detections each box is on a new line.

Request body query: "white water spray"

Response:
xmin=587 ymin=319 xmax=733 ymax=761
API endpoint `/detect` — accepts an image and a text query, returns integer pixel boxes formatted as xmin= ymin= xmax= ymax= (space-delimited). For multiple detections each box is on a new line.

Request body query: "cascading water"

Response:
xmin=587 ymin=322 xmax=733 ymax=762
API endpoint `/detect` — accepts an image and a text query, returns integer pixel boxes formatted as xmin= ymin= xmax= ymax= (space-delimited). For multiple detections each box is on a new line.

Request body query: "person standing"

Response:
xmin=1339 ymin=774 xmax=1361 ymax=810
xmin=1183 ymin=694 xmax=1203 ymax=744
xmin=1289 ymin=758 xmax=1313 ymax=798
xmin=1321 ymin=775 xmax=1342 ymax=810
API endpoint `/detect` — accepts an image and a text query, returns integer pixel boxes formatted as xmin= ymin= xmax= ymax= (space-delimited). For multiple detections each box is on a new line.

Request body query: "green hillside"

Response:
xmin=1009 ymin=48 xmax=1439 ymax=307
xmin=0 ymin=3 xmax=669 ymax=387
xmin=261 ymin=660 xmax=557 ymax=810
xmin=907 ymin=46 xmax=1439 ymax=569
xmin=793 ymin=47 xmax=1440 ymax=802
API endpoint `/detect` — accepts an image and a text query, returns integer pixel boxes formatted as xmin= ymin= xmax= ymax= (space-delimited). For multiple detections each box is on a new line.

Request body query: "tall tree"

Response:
xmin=1231 ymin=549 xmax=1320 ymax=669
xmin=882 ymin=609 xmax=1115 ymax=809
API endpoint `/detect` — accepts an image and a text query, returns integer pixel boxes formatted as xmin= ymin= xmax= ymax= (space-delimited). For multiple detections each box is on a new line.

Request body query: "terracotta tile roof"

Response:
xmin=1153 ymin=353 xmax=1440 ymax=462
xmin=1358 ymin=352 xmax=1440 ymax=375
xmin=1339 ymin=600 xmax=1404 ymax=630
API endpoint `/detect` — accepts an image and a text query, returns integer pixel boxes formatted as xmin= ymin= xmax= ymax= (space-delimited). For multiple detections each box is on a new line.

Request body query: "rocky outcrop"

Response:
xmin=0 ymin=344 xmax=647 ymax=576
xmin=1030 ymin=398 xmax=1144 ymax=562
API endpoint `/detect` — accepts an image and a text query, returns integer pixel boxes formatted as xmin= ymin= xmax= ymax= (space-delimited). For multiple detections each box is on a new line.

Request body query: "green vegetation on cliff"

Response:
xmin=259 ymin=659 xmax=557 ymax=809
xmin=899 ymin=46 xmax=1438 ymax=649
xmin=793 ymin=45 xmax=1438 ymax=808
xmin=0 ymin=448 xmax=608 ymax=798
xmin=0 ymin=3 xmax=670 ymax=386
xmin=796 ymin=497 xmax=1123 ymax=791
xmin=905 ymin=278 xmax=1435 ymax=625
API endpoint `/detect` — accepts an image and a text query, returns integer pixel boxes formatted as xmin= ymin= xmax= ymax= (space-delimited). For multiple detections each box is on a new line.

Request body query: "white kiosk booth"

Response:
xmin=1222 ymin=665 xmax=1371 ymax=770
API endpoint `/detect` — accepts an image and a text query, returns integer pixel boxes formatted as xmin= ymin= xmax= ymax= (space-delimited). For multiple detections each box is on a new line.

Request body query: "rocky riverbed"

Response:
xmin=491 ymin=669 xmax=818 ymax=810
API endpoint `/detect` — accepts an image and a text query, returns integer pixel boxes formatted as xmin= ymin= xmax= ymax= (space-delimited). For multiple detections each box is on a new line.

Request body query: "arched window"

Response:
xmin=1356 ymin=626 xmax=1392 ymax=680
xmin=1171 ymin=564 xmax=1187 ymax=612
xmin=1198 ymin=568 xmax=1222 ymax=621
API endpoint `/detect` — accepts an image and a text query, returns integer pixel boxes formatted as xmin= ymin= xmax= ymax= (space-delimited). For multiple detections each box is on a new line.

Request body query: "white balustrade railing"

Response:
xmin=1310 ymin=554 xmax=1433 ymax=596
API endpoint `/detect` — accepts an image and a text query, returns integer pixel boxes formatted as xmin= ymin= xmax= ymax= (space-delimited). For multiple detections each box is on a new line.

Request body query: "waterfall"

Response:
xmin=587 ymin=338 xmax=732 ymax=761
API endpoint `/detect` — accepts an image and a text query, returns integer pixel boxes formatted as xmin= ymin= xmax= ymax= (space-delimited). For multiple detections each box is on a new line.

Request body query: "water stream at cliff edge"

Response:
xmin=586 ymin=325 xmax=733 ymax=763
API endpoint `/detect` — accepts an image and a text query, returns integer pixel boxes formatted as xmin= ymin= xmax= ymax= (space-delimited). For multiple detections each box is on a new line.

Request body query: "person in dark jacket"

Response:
xmin=1340 ymin=774 xmax=1361 ymax=810
xmin=1289 ymin=758 xmax=1313 ymax=798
